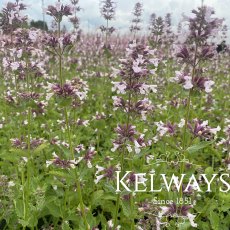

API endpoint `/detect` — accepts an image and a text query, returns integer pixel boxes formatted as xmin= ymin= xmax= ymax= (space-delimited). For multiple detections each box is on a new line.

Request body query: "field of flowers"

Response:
xmin=0 ymin=0 xmax=230 ymax=229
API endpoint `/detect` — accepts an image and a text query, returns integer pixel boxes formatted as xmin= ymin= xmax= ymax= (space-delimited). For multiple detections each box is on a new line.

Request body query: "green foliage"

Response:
xmin=30 ymin=20 xmax=48 ymax=31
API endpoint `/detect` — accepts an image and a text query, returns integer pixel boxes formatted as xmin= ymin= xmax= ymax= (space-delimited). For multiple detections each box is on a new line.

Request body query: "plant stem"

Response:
xmin=114 ymin=84 xmax=134 ymax=229
xmin=59 ymin=53 xmax=63 ymax=86
xmin=113 ymin=194 xmax=120 ymax=230
xmin=64 ymin=107 xmax=74 ymax=159
xmin=127 ymin=80 xmax=135 ymax=230
xmin=130 ymin=193 xmax=135 ymax=230
xmin=180 ymin=43 xmax=198 ymax=198
xmin=181 ymin=90 xmax=192 ymax=152
xmin=58 ymin=20 xmax=63 ymax=86
xmin=76 ymin=172 xmax=90 ymax=230
xmin=22 ymin=169 xmax=27 ymax=223
xmin=106 ymin=19 xmax=108 ymax=48
xmin=28 ymin=107 xmax=31 ymax=157
xmin=113 ymin=151 xmax=124 ymax=230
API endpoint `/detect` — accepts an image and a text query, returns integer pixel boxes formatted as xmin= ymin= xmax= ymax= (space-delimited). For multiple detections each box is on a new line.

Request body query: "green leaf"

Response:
xmin=62 ymin=221 xmax=72 ymax=230
xmin=121 ymin=200 xmax=132 ymax=217
xmin=103 ymin=48 xmax=112 ymax=59
xmin=18 ymin=219 xmax=29 ymax=228
xmin=210 ymin=211 xmax=219 ymax=230
xmin=10 ymin=148 xmax=29 ymax=157
xmin=57 ymin=97 xmax=72 ymax=107
xmin=204 ymin=167 xmax=214 ymax=175
xmin=33 ymin=143 xmax=49 ymax=154
xmin=178 ymin=221 xmax=192 ymax=230
xmin=15 ymin=199 xmax=24 ymax=218
xmin=218 ymin=193 xmax=230 ymax=202
xmin=27 ymin=214 xmax=38 ymax=228
xmin=0 ymin=151 xmax=19 ymax=162
xmin=104 ymin=183 xmax=116 ymax=193
xmin=47 ymin=201 xmax=62 ymax=218
xmin=221 ymin=203 xmax=230 ymax=212
xmin=48 ymin=170 xmax=73 ymax=179
xmin=186 ymin=141 xmax=213 ymax=154
xmin=102 ymin=194 xmax=117 ymax=201
xmin=91 ymin=190 xmax=104 ymax=206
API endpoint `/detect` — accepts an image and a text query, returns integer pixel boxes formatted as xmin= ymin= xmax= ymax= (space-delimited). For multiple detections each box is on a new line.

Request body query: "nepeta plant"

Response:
xmin=0 ymin=12 xmax=50 ymax=226
xmin=148 ymin=15 xmax=164 ymax=47
xmin=0 ymin=1 xmax=229 ymax=229
xmin=110 ymin=40 xmax=158 ymax=229
xmin=155 ymin=5 xmax=224 ymax=228
xmin=100 ymin=0 xmax=116 ymax=49
xmin=46 ymin=1 xmax=72 ymax=28
xmin=148 ymin=12 xmax=175 ymax=69
xmin=45 ymin=2 xmax=91 ymax=229
xmin=69 ymin=0 xmax=81 ymax=32
xmin=175 ymin=5 xmax=223 ymax=150
xmin=130 ymin=2 xmax=143 ymax=38
xmin=0 ymin=0 xmax=27 ymax=36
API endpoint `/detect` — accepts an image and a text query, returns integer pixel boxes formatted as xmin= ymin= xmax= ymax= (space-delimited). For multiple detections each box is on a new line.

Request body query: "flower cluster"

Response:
xmin=111 ymin=124 xmax=150 ymax=154
xmin=46 ymin=152 xmax=82 ymax=169
xmin=148 ymin=13 xmax=174 ymax=48
xmin=49 ymin=137 xmax=96 ymax=168
xmin=1 ymin=29 xmax=46 ymax=79
xmin=182 ymin=6 xmax=224 ymax=43
xmin=170 ymin=71 xmax=214 ymax=93
xmin=43 ymin=33 xmax=77 ymax=51
xmin=69 ymin=0 xmax=81 ymax=31
xmin=99 ymin=0 xmax=117 ymax=44
xmin=11 ymin=137 xmax=45 ymax=150
xmin=99 ymin=25 xmax=115 ymax=35
xmin=130 ymin=2 xmax=143 ymax=34
xmin=153 ymin=119 xmax=187 ymax=142
xmin=154 ymin=121 xmax=177 ymax=136
xmin=217 ymin=119 xmax=230 ymax=153
xmin=112 ymin=96 xmax=153 ymax=120
xmin=188 ymin=119 xmax=221 ymax=140
xmin=83 ymin=147 xmax=97 ymax=168
xmin=177 ymin=46 xmax=216 ymax=63
xmin=0 ymin=0 xmax=27 ymax=34
xmin=94 ymin=164 xmax=120 ymax=184
xmin=100 ymin=0 xmax=116 ymax=21
xmin=112 ymin=40 xmax=157 ymax=120
xmin=18 ymin=92 xmax=40 ymax=100
xmin=47 ymin=77 xmax=88 ymax=102
xmin=46 ymin=1 xmax=73 ymax=22
xmin=159 ymin=203 xmax=197 ymax=227
xmin=174 ymin=6 xmax=223 ymax=96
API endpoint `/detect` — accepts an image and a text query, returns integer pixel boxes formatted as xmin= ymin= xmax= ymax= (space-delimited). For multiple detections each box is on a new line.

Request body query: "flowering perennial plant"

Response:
xmin=0 ymin=1 xmax=229 ymax=230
